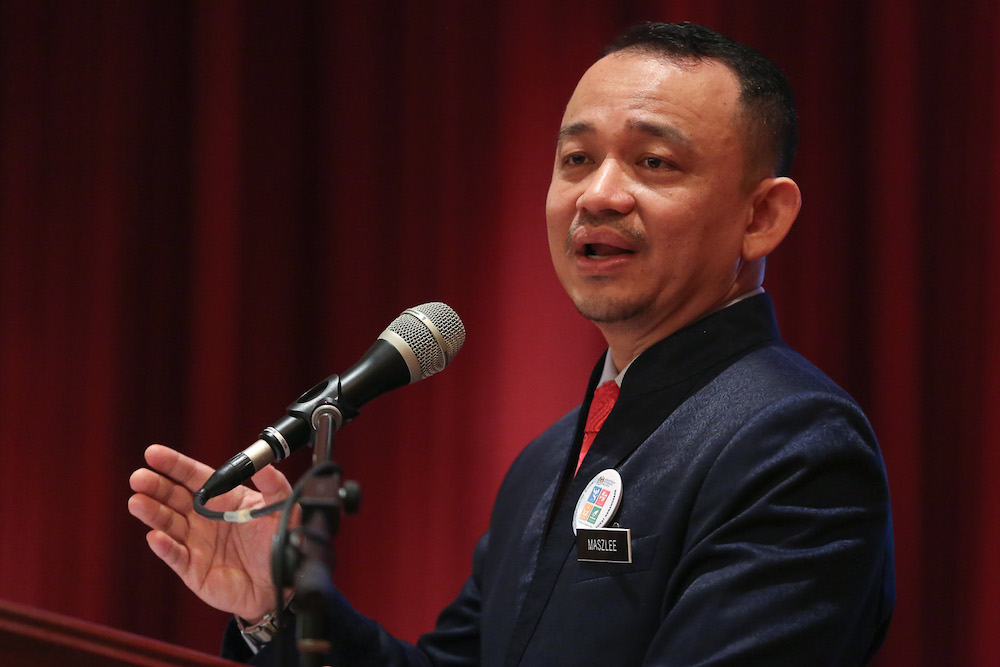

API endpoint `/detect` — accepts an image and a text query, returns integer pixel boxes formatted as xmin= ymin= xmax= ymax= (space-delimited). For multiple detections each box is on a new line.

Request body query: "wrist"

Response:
xmin=236 ymin=595 xmax=293 ymax=652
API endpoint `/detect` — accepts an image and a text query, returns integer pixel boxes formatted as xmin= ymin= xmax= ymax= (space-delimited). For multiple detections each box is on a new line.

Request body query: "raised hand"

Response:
xmin=128 ymin=444 xmax=294 ymax=623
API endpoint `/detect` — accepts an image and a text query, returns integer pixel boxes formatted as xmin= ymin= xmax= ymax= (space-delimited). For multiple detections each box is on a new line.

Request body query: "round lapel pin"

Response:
xmin=573 ymin=468 xmax=623 ymax=535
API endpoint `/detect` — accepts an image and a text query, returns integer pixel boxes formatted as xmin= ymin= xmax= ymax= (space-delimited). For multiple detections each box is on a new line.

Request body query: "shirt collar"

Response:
xmin=597 ymin=287 xmax=768 ymax=388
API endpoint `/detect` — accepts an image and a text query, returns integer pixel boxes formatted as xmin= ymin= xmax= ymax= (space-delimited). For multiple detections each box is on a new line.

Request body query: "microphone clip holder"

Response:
xmin=285 ymin=373 xmax=362 ymax=437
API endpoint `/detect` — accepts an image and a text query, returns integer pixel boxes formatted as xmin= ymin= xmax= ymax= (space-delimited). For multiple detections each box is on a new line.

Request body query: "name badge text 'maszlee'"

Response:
xmin=576 ymin=527 xmax=632 ymax=563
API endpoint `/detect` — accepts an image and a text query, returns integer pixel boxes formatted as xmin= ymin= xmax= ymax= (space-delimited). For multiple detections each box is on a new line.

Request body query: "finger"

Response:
xmin=144 ymin=444 xmax=218 ymax=494
xmin=130 ymin=467 xmax=195 ymax=516
xmin=127 ymin=491 xmax=161 ymax=527
xmin=145 ymin=529 xmax=191 ymax=574
xmin=250 ymin=464 xmax=293 ymax=505
xmin=129 ymin=466 xmax=162 ymax=496
xmin=128 ymin=493 xmax=190 ymax=545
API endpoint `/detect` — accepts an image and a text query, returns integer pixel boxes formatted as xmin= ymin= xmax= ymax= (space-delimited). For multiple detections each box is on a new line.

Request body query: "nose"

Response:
xmin=576 ymin=158 xmax=635 ymax=216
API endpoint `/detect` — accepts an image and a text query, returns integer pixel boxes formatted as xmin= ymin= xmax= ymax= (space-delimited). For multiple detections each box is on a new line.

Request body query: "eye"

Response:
xmin=642 ymin=156 xmax=672 ymax=169
xmin=563 ymin=153 xmax=590 ymax=166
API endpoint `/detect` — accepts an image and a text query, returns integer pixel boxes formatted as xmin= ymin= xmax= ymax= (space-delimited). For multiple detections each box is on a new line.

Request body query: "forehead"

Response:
xmin=560 ymin=51 xmax=742 ymax=145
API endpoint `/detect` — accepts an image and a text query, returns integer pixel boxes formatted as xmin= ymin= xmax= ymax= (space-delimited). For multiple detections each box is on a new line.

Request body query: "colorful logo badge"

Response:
xmin=572 ymin=468 xmax=623 ymax=535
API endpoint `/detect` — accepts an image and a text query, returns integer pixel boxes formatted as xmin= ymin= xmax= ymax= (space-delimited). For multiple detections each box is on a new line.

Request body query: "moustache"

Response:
xmin=565 ymin=213 xmax=646 ymax=253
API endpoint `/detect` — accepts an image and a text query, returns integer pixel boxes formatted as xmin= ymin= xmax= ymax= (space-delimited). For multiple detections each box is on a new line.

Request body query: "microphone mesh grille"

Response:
xmin=388 ymin=302 xmax=466 ymax=379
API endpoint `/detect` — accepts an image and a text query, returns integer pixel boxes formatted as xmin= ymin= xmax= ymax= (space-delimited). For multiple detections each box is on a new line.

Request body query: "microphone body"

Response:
xmin=195 ymin=302 xmax=464 ymax=503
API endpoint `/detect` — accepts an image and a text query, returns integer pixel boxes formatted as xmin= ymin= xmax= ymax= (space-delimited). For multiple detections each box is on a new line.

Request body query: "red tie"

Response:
xmin=575 ymin=380 xmax=620 ymax=474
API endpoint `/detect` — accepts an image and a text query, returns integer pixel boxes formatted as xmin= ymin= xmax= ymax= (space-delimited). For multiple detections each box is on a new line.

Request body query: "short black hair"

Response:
xmin=603 ymin=22 xmax=797 ymax=180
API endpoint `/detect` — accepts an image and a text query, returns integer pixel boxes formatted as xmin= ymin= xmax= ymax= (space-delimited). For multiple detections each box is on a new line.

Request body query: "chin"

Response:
xmin=571 ymin=294 xmax=649 ymax=325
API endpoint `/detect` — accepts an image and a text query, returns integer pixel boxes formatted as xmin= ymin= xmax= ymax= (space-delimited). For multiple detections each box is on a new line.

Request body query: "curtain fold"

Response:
xmin=1 ymin=2 xmax=997 ymax=664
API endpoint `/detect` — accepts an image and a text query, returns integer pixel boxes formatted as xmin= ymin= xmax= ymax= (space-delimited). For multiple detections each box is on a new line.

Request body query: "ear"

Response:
xmin=742 ymin=177 xmax=801 ymax=261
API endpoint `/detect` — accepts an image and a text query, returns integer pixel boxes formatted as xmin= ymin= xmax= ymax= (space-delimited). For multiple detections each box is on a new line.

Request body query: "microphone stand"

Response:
xmin=273 ymin=377 xmax=361 ymax=667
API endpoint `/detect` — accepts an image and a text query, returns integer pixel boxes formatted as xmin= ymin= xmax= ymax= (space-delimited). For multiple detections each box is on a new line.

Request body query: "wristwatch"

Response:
xmin=236 ymin=606 xmax=285 ymax=651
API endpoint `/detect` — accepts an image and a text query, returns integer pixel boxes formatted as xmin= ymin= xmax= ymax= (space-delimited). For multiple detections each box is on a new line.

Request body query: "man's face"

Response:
xmin=546 ymin=51 xmax=761 ymax=346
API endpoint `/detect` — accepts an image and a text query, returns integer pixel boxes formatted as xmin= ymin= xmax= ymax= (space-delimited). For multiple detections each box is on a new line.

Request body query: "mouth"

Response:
xmin=565 ymin=220 xmax=643 ymax=269
xmin=583 ymin=243 xmax=635 ymax=260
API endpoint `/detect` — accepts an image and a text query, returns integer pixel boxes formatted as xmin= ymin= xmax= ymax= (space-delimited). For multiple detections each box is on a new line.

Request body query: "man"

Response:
xmin=129 ymin=22 xmax=894 ymax=665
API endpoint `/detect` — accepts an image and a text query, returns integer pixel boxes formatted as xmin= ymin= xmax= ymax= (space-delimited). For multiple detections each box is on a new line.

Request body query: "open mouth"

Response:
xmin=584 ymin=243 xmax=634 ymax=259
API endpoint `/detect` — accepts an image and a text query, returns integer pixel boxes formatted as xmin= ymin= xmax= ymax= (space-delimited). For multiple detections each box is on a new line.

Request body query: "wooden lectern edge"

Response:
xmin=0 ymin=598 xmax=242 ymax=666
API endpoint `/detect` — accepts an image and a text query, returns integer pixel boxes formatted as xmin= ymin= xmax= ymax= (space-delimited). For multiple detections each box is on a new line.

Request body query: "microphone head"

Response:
xmin=379 ymin=302 xmax=466 ymax=382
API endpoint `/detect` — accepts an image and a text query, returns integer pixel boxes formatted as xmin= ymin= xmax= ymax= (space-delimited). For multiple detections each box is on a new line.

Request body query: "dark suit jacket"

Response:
xmin=229 ymin=295 xmax=895 ymax=666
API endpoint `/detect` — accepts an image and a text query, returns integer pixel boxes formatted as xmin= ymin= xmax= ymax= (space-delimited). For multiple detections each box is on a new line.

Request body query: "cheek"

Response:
xmin=545 ymin=181 xmax=574 ymax=218
xmin=545 ymin=188 xmax=574 ymax=245
xmin=654 ymin=189 xmax=744 ymax=244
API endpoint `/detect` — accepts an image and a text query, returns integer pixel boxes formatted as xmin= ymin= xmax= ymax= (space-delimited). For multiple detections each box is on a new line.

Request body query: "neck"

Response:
xmin=598 ymin=287 xmax=764 ymax=370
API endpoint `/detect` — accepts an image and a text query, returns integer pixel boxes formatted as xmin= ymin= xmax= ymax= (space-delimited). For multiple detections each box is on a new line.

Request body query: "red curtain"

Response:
xmin=1 ymin=1 xmax=997 ymax=664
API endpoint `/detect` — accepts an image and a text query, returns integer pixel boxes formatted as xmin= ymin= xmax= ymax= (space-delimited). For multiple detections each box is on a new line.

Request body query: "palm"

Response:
xmin=181 ymin=487 xmax=284 ymax=615
xmin=129 ymin=444 xmax=297 ymax=622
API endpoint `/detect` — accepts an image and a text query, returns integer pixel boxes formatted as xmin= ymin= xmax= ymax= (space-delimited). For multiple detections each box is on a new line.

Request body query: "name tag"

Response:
xmin=576 ymin=527 xmax=632 ymax=563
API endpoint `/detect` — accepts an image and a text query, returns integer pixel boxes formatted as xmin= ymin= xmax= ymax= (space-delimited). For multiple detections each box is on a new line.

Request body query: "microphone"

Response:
xmin=193 ymin=302 xmax=465 ymax=509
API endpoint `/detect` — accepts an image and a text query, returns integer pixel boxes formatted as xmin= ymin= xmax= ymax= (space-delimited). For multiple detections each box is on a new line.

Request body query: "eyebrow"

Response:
xmin=556 ymin=119 xmax=694 ymax=152
xmin=556 ymin=122 xmax=593 ymax=144
xmin=628 ymin=120 xmax=693 ymax=151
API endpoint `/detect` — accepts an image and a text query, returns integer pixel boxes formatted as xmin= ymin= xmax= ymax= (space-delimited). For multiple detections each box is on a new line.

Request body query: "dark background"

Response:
xmin=1 ymin=2 xmax=997 ymax=665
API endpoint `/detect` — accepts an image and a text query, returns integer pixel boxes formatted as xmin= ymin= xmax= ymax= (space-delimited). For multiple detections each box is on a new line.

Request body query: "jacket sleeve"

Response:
xmin=220 ymin=534 xmax=489 ymax=667
xmin=644 ymin=392 xmax=895 ymax=666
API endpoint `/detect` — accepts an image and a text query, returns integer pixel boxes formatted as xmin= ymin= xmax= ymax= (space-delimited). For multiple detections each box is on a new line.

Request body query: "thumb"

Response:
xmin=250 ymin=464 xmax=293 ymax=505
